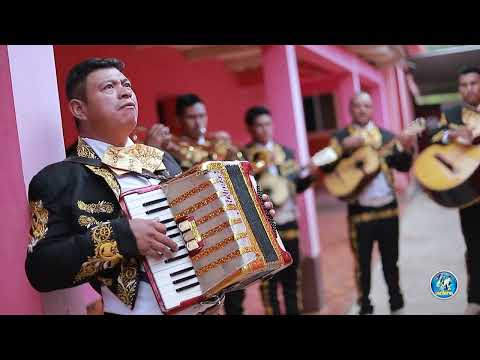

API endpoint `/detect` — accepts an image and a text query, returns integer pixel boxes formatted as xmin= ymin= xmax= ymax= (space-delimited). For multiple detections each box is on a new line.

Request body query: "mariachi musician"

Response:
xmin=322 ymin=91 xmax=416 ymax=315
xmin=230 ymin=105 xmax=320 ymax=315
xmin=142 ymin=93 xmax=244 ymax=170
xmin=423 ymin=66 xmax=480 ymax=315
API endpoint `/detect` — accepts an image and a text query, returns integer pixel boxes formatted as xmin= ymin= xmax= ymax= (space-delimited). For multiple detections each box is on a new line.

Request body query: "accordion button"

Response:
xmin=178 ymin=221 xmax=191 ymax=232
xmin=186 ymin=241 xmax=199 ymax=252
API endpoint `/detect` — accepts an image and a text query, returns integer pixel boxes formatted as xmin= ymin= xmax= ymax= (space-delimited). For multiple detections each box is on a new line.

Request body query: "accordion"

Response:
xmin=119 ymin=161 xmax=292 ymax=314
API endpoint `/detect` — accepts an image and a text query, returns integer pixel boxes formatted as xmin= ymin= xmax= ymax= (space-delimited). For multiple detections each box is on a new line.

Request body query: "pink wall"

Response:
xmin=382 ymin=67 xmax=402 ymax=134
xmin=296 ymin=45 xmax=394 ymax=133
xmin=298 ymin=45 xmax=382 ymax=85
xmin=53 ymin=46 xmax=265 ymax=149
xmin=0 ymin=46 xmax=43 ymax=314
xmin=367 ymin=83 xmax=389 ymax=129
xmin=334 ymin=73 xmax=360 ymax=127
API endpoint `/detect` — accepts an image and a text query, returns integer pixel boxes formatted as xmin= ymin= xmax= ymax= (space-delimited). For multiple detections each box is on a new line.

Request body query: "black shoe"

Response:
xmin=359 ymin=305 xmax=374 ymax=315
xmin=390 ymin=296 xmax=404 ymax=313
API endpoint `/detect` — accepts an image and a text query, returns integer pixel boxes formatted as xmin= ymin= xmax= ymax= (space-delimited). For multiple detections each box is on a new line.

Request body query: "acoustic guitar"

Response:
xmin=414 ymin=127 xmax=480 ymax=208
xmin=312 ymin=120 xmax=425 ymax=201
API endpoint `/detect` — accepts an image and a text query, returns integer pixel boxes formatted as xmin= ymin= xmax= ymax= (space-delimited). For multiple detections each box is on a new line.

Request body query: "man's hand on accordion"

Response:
xmin=261 ymin=193 xmax=275 ymax=218
xmin=129 ymin=218 xmax=179 ymax=259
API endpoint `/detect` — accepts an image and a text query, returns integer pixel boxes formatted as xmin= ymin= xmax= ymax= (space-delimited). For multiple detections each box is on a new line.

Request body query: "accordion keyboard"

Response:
xmin=123 ymin=188 xmax=202 ymax=311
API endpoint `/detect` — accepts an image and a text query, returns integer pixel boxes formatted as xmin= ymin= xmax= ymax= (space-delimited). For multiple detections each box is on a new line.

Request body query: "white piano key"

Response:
xmin=127 ymin=201 xmax=168 ymax=213
xmin=166 ymin=263 xmax=194 ymax=276
xmin=152 ymin=272 xmax=174 ymax=287
xmin=126 ymin=197 xmax=169 ymax=212
xmin=149 ymin=253 xmax=191 ymax=273
xmin=149 ymin=254 xmax=192 ymax=270
xmin=161 ymin=283 xmax=202 ymax=303
xmin=153 ymin=277 xmax=201 ymax=301
xmin=148 ymin=250 xmax=190 ymax=267
xmin=161 ymin=284 xmax=202 ymax=310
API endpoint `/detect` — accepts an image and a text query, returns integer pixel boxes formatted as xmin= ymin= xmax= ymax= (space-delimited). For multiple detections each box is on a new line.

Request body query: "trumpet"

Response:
xmin=250 ymin=148 xmax=275 ymax=175
xmin=132 ymin=125 xmax=244 ymax=167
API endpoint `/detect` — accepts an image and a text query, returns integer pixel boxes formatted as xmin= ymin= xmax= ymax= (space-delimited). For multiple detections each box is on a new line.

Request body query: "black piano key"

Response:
xmin=172 ymin=274 xmax=197 ymax=285
xmin=176 ymin=282 xmax=200 ymax=293
xmin=177 ymin=245 xmax=186 ymax=251
xmin=166 ymin=225 xmax=178 ymax=232
xmin=143 ymin=198 xmax=167 ymax=207
xmin=165 ymin=253 xmax=189 ymax=264
xmin=170 ymin=266 xmax=194 ymax=277
xmin=145 ymin=205 xmax=170 ymax=215
xmin=159 ymin=217 xmax=175 ymax=225
xmin=169 ymin=232 xmax=182 ymax=239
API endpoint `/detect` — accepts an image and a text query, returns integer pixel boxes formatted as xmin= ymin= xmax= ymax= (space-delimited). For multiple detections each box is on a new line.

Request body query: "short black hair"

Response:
xmin=66 ymin=58 xmax=125 ymax=129
xmin=459 ymin=65 xmax=480 ymax=78
xmin=175 ymin=93 xmax=204 ymax=117
xmin=245 ymin=105 xmax=271 ymax=127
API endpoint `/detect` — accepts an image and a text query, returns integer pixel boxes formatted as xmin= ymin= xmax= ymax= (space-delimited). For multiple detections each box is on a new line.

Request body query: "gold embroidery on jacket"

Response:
xmin=28 ymin=200 xmax=49 ymax=253
xmin=77 ymin=137 xmax=99 ymax=159
xmin=78 ymin=215 xmax=102 ymax=229
xmin=350 ymin=207 xmax=398 ymax=224
xmin=77 ymin=200 xmax=114 ymax=214
xmin=85 ymin=165 xmax=121 ymax=199
xmin=74 ymin=222 xmax=123 ymax=283
xmin=348 ymin=124 xmax=383 ymax=149
xmin=116 ymin=258 xmax=138 ymax=308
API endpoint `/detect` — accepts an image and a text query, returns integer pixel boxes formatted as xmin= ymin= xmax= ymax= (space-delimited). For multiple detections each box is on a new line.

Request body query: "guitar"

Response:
xmin=413 ymin=124 xmax=480 ymax=208
xmin=312 ymin=119 xmax=426 ymax=201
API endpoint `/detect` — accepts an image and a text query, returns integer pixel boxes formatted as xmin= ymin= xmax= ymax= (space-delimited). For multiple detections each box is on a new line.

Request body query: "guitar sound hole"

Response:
xmin=355 ymin=160 xmax=364 ymax=169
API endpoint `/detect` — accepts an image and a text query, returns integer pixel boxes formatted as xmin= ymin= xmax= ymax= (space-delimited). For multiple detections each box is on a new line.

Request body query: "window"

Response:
xmin=303 ymin=94 xmax=337 ymax=132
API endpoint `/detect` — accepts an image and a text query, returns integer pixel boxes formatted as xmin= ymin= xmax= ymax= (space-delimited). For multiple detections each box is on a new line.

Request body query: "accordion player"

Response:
xmin=119 ymin=161 xmax=292 ymax=314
